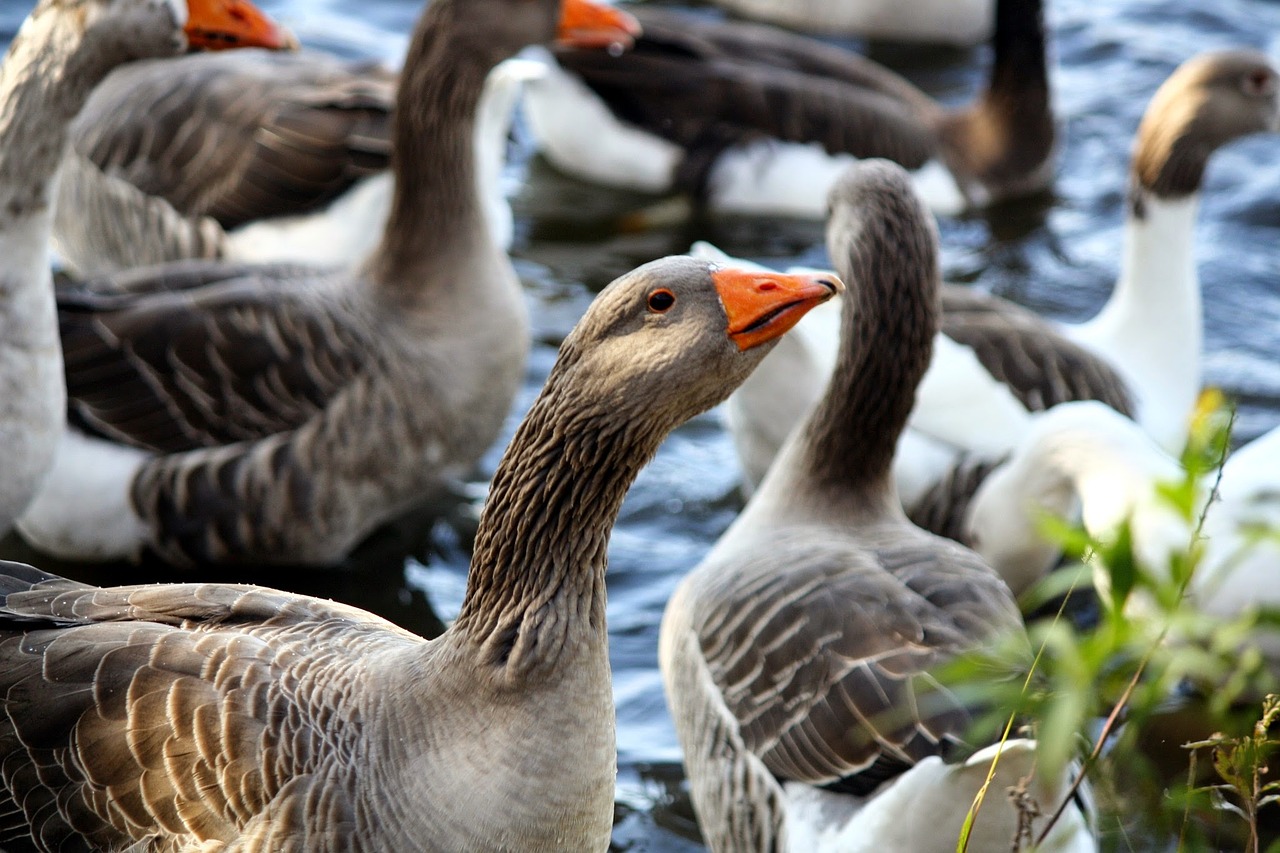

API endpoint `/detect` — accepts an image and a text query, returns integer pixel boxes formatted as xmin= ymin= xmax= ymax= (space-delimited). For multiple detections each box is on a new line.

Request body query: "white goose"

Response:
xmin=721 ymin=49 xmax=1280 ymax=505
xmin=0 ymin=0 xmax=286 ymax=536
xmin=967 ymin=400 xmax=1280 ymax=662
xmin=662 ymin=161 xmax=1095 ymax=851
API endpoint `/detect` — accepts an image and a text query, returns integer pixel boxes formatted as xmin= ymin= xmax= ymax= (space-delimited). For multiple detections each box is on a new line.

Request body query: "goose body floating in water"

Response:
xmin=522 ymin=0 xmax=1054 ymax=218
xmin=18 ymin=0 xmax=642 ymax=568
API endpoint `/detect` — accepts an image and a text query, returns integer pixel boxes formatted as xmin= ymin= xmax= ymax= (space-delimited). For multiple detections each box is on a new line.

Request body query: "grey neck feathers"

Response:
xmin=454 ymin=347 xmax=668 ymax=681
xmin=802 ymin=207 xmax=939 ymax=495
xmin=367 ymin=3 xmax=497 ymax=288
xmin=0 ymin=11 xmax=141 ymax=218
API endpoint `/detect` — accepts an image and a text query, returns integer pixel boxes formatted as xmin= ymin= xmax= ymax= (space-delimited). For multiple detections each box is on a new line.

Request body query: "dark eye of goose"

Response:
xmin=1244 ymin=68 xmax=1275 ymax=96
xmin=648 ymin=289 xmax=676 ymax=313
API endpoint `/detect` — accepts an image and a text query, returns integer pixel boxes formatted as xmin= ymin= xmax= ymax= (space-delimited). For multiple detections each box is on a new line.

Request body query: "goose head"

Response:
xmin=23 ymin=0 xmax=291 ymax=64
xmin=447 ymin=0 xmax=640 ymax=68
xmin=1132 ymin=49 xmax=1280 ymax=202
xmin=556 ymin=256 xmax=841 ymax=430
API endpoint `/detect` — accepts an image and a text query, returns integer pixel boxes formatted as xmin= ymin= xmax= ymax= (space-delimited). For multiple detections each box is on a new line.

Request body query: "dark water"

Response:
xmin=2 ymin=0 xmax=1279 ymax=849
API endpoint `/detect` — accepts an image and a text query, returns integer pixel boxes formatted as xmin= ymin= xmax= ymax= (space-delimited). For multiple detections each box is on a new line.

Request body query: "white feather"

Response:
xmin=17 ymin=428 xmax=149 ymax=562
xmin=522 ymin=51 xmax=682 ymax=193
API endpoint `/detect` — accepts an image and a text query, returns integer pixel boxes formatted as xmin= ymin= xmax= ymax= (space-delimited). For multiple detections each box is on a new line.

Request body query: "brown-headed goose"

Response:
xmin=0 ymin=256 xmax=840 ymax=851
xmin=54 ymin=42 xmax=549 ymax=275
xmin=705 ymin=0 xmax=994 ymax=46
xmin=0 ymin=0 xmax=286 ymax=537
xmin=16 ymin=0 xmax=642 ymax=567
xmin=966 ymin=401 xmax=1280 ymax=650
xmin=660 ymin=162 xmax=1094 ymax=850
xmin=521 ymin=0 xmax=1053 ymax=218
xmin=720 ymin=50 xmax=1280 ymax=540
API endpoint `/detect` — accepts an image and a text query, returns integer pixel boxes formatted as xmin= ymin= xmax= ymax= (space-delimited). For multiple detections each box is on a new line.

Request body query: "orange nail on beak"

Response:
xmin=713 ymin=267 xmax=843 ymax=351
xmin=185 ymin=0 xmax=296 ymax=51
xmin=558 ymin=0 xmax=642 ymax=51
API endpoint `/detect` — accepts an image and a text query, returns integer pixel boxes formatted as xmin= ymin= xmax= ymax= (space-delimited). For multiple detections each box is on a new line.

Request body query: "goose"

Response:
xmin=660 ymin=161 xmax=1094 ymax=851
xmin=703 ymin=0 xmax=994 ymax=46
xmin=54 ymin=45 xmax=548 ymax=275
xmin=966 ymin=401 xmax=1280 ymax=660
xmin=720 ymin=49 xmax=1280 ymax=510
xmin=521 ymin=0 xmax=1053 ymax=218
xmin=0 ymin=256 xmax=841 ymax=852
xmin=16 ymin=0 xmax=642 ymax=567
xmin=0 ymin=0 xmax=287 ymax=539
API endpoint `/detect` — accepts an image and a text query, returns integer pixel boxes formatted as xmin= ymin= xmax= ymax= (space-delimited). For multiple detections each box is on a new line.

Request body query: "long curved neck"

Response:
xmin=940 ymin=0 xmax=1052 ymax=190
xmin=1077 ymin=187 xmax=1201 ymax=450
xmin=800 ymin=214 xmax=939 ymax=500
xmin=366 ymin=2 xmax=500 ymax=291
xmin=453 ymin=354 xmax=667 ymax=682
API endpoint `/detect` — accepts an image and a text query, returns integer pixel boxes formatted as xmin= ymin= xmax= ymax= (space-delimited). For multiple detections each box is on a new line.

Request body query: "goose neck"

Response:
xmin=0 ymin=11 xmax=125 ymax=211
xmin=801 ymin=216 xmax=939 ymax=495
xmin=367 ymin=6 xmax=499 ymax=288
xmin=453 ymin=359 xmax=665 ymax=684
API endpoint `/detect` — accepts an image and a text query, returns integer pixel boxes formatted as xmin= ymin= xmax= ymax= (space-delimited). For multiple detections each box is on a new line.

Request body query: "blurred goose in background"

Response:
xmin=967 ymin=401 xmax=1280 ymax=651
xmin=0 ymin=0 xmax=287 ymax=537
xmin=721 ymin=49 xmax=1280 ymax=522
xmin=55 ymin=45 xmax=549 ymax=275
xmin=0 ymin=256 xmax=839 ymax=851
xmin=661 ymin=162 xmax=1094 ymax=851
xmin=522 ymin=0 xmax=1053 ymax=218
xmin=18 ymin=0 xmax=642 ymax=568
xmin=704 ymin=0 xmax=994 ymax=46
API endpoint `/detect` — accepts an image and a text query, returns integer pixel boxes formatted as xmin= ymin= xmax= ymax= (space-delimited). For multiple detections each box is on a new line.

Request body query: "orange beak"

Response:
xmin=185 ymin=0 xmax=296 ymax=51
xmin=558 ymin=0 xmax=642 ymax=50
xmin=713 ymin=267 xmax=843 ymax=351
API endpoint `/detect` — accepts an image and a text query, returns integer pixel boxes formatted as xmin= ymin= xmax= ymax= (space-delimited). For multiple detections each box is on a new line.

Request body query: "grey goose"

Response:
xmin=16 ymin=0 xmax=641 ymax=567
xmin=0 ymin=255 xmax=840 ymax=851
xmin=661 ymin=162 xmax=1094 ymax=850
xmin=0 ymin=0 xmax=286 ymax=538
xmin=522 ymin=0 xmax=1054 ymax=218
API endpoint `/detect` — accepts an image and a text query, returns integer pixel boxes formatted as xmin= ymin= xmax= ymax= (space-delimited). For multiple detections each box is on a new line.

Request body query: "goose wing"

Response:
xmin=59 ymin=262 xmax=373 ymax=453
xmin=74 ymin=50 xmax=394 ymax=228
xmin=0 ymin=560 xmax=419 ymax=851
xmin=941 ymin=286 xmax=1136 ymax=416
xmin=691 ymin=532 xmax=1023 ymax=793
xmin=553 ymin=8 xmax=940 ymax=191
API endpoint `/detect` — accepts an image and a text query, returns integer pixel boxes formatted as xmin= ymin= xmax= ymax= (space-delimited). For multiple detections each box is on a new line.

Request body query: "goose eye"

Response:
xmin=647 ymin=289 xmax=676 ymax=313
xmin=1244 ymin=68 xmax=1275 ymax=96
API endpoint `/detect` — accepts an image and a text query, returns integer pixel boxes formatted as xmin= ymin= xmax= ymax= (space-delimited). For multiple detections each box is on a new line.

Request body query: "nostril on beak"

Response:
xmin=758 ymin=281 xmax=778 ymax=292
